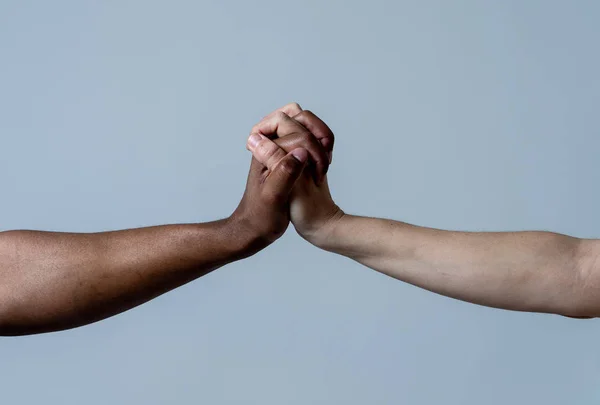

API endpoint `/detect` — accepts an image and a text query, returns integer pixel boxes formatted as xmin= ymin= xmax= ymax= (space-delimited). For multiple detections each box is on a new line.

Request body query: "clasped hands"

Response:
xmin=230 ymin=102 xmax=345 ymax=254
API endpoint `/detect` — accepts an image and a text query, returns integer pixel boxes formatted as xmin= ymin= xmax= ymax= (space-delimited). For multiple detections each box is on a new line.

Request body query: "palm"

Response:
xmin=290 ymin=171 xmax=340 ymax=242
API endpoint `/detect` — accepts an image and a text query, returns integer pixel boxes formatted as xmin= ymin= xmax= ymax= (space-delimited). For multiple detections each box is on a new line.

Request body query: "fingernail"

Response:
xmin=291 ymin=148 xmax=308 ymax=163
xmin=328 ymin=151 xmax=333 ymax=164
xmin=248 ymin=133 xmax=262 ymax=149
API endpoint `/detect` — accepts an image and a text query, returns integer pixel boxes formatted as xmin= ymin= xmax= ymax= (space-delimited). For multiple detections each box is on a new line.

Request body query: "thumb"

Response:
xmin=262 ymin=148 xmax=308 ymax=203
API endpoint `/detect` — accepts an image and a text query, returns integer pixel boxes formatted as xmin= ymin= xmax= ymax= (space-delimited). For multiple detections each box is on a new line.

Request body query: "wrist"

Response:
xmin=223 ymin=213 xmax=276 ymax=259
xmin=299 ymin=207 xmax=347 ymax=249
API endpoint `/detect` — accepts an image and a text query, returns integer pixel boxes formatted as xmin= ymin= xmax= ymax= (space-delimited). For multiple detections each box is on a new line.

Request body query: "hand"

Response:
xmin=229 ymin=145 xmax=308 ymax=254
xmin=246 ymin=103 xmax=345 ymax=247
xmin=248 ymin=104 xmax=331 ymax=185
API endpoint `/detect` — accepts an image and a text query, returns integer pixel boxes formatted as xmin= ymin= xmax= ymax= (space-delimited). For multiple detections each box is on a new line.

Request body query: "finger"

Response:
xmin=292 ymin=110 xmax=335 ymax=163
xmin=248 ymin=133 xmax=327 ymax=186
xmin=247 ymin=133 xmax=287 ymax=171
xmin=249 ymin=130 xmax=328 ymax=185
xmin=262 ymin=149 xmax=308 ymax=204
xmin=260 ymin=102 xmax=303 ymax=121
xmin=278 ymin=102 xmax=303 ymax=117
xmin=275 ymin=107 xmax=335 ymax=165
xmin=272 ymin=133 xmax=329 ymax=184
xmin=251 ymin=111 xmax=306 ymax=140
xmin=251 ymin=111 xmax=328 ymax=183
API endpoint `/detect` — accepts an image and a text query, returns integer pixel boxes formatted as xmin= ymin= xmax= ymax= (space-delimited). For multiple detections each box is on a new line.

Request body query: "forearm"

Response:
xmin=0 ymin=218 xmax=259 ymax=335
xmin=316 ymin=214 xmax=591 ymax=317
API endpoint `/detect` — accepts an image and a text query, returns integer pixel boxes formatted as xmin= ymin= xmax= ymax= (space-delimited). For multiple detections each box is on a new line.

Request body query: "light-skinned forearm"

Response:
xmin=0 ymin=218 xmax=261 ymax=336
xmin=316 ymin=214 xmax=599 ymax=317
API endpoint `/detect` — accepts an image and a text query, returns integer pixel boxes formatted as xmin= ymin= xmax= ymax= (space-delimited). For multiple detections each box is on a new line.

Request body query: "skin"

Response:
xmin=0 ymin=121 xmax=329 ymax=336
xmin=249 ymin=103 xmax=600 ymax=319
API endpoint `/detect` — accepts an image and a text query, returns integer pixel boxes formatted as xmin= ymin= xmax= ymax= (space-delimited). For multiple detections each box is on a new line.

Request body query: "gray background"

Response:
xmin=1 ymin=1 xmax=599 ymax=404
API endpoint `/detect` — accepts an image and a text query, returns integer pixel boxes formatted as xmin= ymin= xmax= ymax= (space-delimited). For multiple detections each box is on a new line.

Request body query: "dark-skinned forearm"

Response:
xmin=0 ymin=218 xmax=263 ymax=336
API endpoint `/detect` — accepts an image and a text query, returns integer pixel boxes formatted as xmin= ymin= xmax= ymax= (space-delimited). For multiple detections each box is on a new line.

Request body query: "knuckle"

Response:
xmin=253 ymin=138 xmax=268 ymax=154
xmin=255 ymin=138 xmax=274 ymax=155
xmin=288 ymin=102 xmax=302 ymax=111
xmin=255 ymin=143 xmax=279 ymax=165
xmin=295 ymin=110 xmax=307 ymax=119
xmin=274 ymin=111 xmax=287 ymax=120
